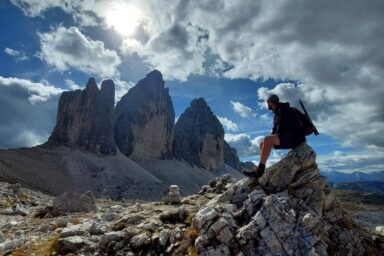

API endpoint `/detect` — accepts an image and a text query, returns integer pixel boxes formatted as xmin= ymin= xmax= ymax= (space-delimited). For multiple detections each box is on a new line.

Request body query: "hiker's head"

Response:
xmin=267 ymin=94 xmax=279 ymax=111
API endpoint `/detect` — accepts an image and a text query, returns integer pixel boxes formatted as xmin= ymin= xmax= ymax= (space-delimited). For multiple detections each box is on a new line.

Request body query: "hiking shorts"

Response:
xmin=274 ymin=132 xmax=306 ymax=150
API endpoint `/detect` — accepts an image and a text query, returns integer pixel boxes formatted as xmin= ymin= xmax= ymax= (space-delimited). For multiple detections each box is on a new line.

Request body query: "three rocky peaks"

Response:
xmin=47 ymin=70 xmax=239 ymax=170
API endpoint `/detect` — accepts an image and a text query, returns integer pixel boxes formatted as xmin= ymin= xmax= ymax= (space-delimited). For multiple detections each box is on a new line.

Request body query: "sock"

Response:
xmin=258 ymin=163 xmax=265 ymax=173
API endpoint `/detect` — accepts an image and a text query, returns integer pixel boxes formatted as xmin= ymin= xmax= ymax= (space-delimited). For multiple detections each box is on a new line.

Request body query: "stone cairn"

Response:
xmin=162 ymin=185 xmax=182 ymax=204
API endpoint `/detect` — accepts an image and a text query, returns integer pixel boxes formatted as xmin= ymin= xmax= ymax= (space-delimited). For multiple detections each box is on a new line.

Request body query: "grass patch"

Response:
xmin=1 ymin=198 xmax=15 ymax=208
xmin=11 ymin=234 xmax=60 ymax=256
xmin=187 ymin=245 xmax=198 ymax=256
xmin=186 ymin=227 xmax=199 ymax=242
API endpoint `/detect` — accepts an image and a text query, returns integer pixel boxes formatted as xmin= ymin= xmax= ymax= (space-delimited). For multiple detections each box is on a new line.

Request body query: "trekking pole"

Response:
xmin=299 ymin=99 xmax=319 ymax=136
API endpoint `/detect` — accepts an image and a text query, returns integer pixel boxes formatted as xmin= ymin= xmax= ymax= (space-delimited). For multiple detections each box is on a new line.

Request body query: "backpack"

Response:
xmin=291 ymin=107 xmax=314 ymax=136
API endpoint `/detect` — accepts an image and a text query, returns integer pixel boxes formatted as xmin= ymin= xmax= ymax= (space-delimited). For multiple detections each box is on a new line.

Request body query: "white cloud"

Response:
xmin=0 ymin=76 xmax=62 ymax=104
xmin=38 ymin=26 xmax=121 ymax=77
xmin=0 ymin=76 xmax=60 ymax=148
xmin=114 ymin=78 xmax=135 ymax=103
xmin=317 ymin=149 xmax=384 ymax=173
xmin=9 ymin=0 xmax=384 ymax=151
xmin=230 ymin=101 xmax=256 ymax=119
xmin=225 ymin=133 xmax=262 ymax=157
xmin=4 ymin=47 xmax=29 ymax=61
xmin=218 ymin=116 xmax=239 ymax=132
xmin=65 ymin=79 xmax=81 ymax=90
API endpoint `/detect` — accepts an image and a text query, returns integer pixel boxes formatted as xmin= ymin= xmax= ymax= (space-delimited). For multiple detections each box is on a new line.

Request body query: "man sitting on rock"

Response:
xmin=243 ymin=94 xmax=306 ymax=178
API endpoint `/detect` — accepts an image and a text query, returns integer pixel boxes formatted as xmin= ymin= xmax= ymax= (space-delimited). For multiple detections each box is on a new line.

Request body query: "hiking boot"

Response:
xmin=242 ymin=168 xmax=264 ymax=179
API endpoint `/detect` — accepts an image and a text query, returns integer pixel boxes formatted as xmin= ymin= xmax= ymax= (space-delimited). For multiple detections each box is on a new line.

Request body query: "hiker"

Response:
xmin=243 ymin=94 xmax=306 ymax=178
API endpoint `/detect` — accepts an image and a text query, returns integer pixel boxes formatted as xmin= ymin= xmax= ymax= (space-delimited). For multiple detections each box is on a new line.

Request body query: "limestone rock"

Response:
xmin=173 ymin=98 xmax=224 ymax=170
xmin=0 ymin=237 xmax=26 ymax=253
xmin=48 ymin=78 xmax=116 ymax=155
xmin=258 ymin=143 xmax=317 ymax=192
xmin=57 ymin=236 xmax=88 ymax=254
xmin=101 ymin=231 xmax=125 ymax=244
xmin=89 ymin=222 xmax=107 ymax=235
xmin=52 ymin=191 xmax=97 ymax=216
xmin=223 ymin=140 xmax=241 ymax=170
xmin=192 ymin=144 xmax=378 ymax=256
xmin=60 ymin=223 xmax=90 ymax=238
xmin=114 ymin=70 xmax=174 ymax=160
xmin=130 ymin=232 xmax=151 ymax=250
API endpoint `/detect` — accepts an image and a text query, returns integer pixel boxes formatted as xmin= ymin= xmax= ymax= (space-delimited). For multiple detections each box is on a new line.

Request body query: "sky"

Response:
xmin=0 ymin=0 xmax=383 ymax=174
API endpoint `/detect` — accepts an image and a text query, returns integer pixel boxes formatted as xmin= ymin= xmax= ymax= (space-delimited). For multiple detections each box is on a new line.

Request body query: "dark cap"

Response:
xmin=267 ymin=94 xmax=279 ymax=103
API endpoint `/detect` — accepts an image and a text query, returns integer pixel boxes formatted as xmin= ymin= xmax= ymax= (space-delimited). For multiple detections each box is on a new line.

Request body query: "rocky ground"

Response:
xmin=1 ymin=144 xmax=383 ymax=256
xmin=334 ymin=189 xmax=384 ymax=234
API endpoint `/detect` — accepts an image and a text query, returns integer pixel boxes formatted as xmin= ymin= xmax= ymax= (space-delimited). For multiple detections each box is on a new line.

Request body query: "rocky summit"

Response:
xmin=0 ymin=144 xmax=383 ymax=255
xmin=114 ymin=70 xmax=175 ymax=160
xmin=192 ymin=143 xmax=383 ymax=255
xmin=173 ymin=98 xmax=225 ymax=170
xmin=48 ymin=78 xmax=116 ymax=155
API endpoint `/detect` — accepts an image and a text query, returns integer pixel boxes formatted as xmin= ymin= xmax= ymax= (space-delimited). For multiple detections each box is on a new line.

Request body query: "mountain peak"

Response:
xmin=173 ymin=98 xmax=224 ymax=170
xmin=48 ymin=78 xmax=116 ymax=155
xmin=85 ymin=77 xmax=98 ymax=91
xmin=190 ymin=97 xmax=209 ymax=109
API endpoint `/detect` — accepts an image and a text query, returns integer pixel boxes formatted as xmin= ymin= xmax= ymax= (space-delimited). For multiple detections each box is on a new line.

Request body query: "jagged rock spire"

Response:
xmin=114 ymin=70 xmax=175 ymax=160
xmin=173 ymin=97 xmax=225 ymax=170
xmin=48 ymin=78 xmax=116 ymax=155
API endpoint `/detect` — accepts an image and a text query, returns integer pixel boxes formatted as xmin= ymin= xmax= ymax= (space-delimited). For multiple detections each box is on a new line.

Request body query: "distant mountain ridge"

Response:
xmin=331 ymin=181 xmax=384 ymax=195
xmin=321 ymin=170 xmax=384 ymax=183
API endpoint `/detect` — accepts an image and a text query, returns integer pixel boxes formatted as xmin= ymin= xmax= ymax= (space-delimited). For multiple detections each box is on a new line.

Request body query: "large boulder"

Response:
xmin=192 ymin=144 xmax=380 ymax=256
xmin=173 ymin=98 xmax=224 ymax=170
xmin=114 ymin=70 xmax=175 ymax=160
xmin=48 ymin=78 xmax=116 ymax=155
xmin=258 ymin=142 xmax=317 ymax=193
xmin=52 ymin=191 xmax=97 ymax=216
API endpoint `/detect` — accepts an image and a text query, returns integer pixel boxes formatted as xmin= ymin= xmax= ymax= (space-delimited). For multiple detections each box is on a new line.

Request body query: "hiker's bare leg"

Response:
xmin=252 ymin=140 xmax=265 ymax=172
xmin=259 ymin=135 xmax=280 ymax=165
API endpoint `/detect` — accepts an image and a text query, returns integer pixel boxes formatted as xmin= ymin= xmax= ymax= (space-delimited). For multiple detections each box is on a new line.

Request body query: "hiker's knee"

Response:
xmin=264 ymin=135 xmax=279 ymax=146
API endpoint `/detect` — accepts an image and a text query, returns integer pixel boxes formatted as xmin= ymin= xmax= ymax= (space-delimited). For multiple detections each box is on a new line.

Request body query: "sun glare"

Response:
xmin=105 ymin=4 xmax=143 ymax=36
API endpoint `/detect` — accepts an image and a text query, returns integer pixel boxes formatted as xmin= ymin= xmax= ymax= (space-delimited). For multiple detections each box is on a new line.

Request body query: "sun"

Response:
xmin=105 ymin=4 xmax=143 ymax=36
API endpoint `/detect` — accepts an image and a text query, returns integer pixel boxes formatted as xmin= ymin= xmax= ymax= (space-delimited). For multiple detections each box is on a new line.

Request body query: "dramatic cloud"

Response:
xmin=218 ymin=116 xmax=239 ymax=132
xmin=0 ymin=76 xmax=62 ymax=104
xmin=230 ymin=101 xmax=256 ymax=119
xmin=9 ymin=0 xmax=384 ymax=152
xmin=0 ymin=76 xmax=61 ymax=148
xmin=4 ymin=47 xmax=29 ymax=61
xmin=38 ymin=26 xmax=121 ymax=77
xmin=225 ymin=133 xmax=261 ymax=157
